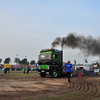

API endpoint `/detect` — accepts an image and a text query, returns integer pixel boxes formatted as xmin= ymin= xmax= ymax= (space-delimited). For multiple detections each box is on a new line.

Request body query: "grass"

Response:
xmin=7 ymin=73 xmax=39 ymax=75
xmin=63 ymin=91 xmax=82 ymax=98
xmin=0 ymin=71 xmax=39 ymax=76
xmin=30 ymin=91 xmax=83 ymax=100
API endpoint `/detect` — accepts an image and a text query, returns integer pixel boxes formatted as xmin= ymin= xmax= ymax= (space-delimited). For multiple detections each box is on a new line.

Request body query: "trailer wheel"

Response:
xmin=52 ymin=70 xmax=58 ymax=78
xmin=96 ymin=73 xmax=98 ymax=75
xmin=40 ymin=73 xmax=46 ymax=77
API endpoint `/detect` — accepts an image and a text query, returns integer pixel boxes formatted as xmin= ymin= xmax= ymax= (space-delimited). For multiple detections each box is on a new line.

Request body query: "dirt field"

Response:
xmin=0 ymin=71 xmax=100 ymax=100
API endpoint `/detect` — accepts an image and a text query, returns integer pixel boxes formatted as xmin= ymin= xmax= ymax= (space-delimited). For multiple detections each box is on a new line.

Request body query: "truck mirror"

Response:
xmin=53 ymin=54 xmax=55 ymax=58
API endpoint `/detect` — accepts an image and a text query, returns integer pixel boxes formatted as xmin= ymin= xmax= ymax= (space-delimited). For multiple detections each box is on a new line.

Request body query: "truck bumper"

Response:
xmin=38 ymin=69 xmax=50 ymax=74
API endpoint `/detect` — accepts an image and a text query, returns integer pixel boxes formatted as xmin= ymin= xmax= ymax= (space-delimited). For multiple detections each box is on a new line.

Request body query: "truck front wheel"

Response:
xmin=40 ymin=73 xmax=46 ymax=77
xmin=52 ymin=70 xmax=58 ymax=78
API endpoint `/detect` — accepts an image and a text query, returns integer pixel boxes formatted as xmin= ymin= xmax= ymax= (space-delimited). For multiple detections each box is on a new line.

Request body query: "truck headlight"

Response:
xmin=48 ymin=65 xmax=49 ymax=69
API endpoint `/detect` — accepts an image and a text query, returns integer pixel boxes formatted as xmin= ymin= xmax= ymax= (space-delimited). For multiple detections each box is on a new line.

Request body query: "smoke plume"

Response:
xmin=51 ymin=32 xmax=100 ymax=56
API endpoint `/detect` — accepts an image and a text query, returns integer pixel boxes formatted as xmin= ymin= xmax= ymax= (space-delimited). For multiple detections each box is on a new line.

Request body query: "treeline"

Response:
xmin=0 ymin=57 xmax=37 ymax=65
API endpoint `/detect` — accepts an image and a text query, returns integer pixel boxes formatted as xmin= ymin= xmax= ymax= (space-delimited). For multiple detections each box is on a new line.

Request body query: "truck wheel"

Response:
xmin=52 ymin=70 xmax=58 ymax=78
xmin=40 ymin=73 xmax=46 ymax=77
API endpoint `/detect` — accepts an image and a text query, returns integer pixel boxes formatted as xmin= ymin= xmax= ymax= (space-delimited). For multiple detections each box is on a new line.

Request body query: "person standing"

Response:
xmin=17 ymin=66 xmax=19 ymax=71
xmin=64 ymin=60 xmax=73 ymax=83
xmin=7 ymin=63 xmax=10 ymax=73
xmin=27 ymin=65 xmax=30 ymax=74
xmin=23 ymin=65 xmax=26 ymax=74
xmin=4 ymin=63 xmax=7 ymax=74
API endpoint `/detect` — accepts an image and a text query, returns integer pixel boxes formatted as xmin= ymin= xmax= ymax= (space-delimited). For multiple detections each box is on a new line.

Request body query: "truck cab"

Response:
xmin=38 ymin=48 xmax=63 ymax=77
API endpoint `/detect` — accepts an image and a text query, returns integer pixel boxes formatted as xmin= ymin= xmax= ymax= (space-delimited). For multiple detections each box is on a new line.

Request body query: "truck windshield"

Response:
xmin=39 ymin=53 xmax=51 ymax=59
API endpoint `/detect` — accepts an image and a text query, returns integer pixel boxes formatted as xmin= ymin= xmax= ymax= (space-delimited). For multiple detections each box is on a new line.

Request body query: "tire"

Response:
xmin=52 ymin=70 xmax=58 ymax=78
xmin=96 ymin=73 xmax=98 ymax=75
xmin=40 ymin=73 xmax=46 ymax=77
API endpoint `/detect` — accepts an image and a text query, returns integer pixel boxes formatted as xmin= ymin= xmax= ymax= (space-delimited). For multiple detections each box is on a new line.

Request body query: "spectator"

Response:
xmin=4 ymin=63 xmax=7 ymax=74
xmin=23 ymin=65 xmax=26 ymax=74
xmin=17 ymin=66 xmax=19 ymax=71
xmin=7 ymin=63 xmax=10 ymax=73
xmin=27 ymin=65 xmax=30 ymax=74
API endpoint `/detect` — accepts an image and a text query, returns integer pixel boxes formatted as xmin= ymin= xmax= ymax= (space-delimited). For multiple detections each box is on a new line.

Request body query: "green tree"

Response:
xmin=30 ymin=60 xmax=36 ymax=65
xmin=19 ymin=60 xmax=22 ymax=65
xmin=21 ymin=58 xmax=29 ymax=65
xmin=4 ymin=57 xmax=11 ymax=63
xmin=0 ymin=58 xmax=2 ymax=63
xmin=14 ymin=58 xmax=20 ymax=64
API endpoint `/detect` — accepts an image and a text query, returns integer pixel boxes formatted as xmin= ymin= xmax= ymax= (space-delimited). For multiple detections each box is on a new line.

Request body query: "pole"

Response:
xmin=15 ymin=54 xmax=18 ymax=71
xmin=16 ymin=54 xmax=18 ymax=65
xmin=25 ymin=56 xmax=27 ymax=65
xmin=61 ymin=39 xmax=63 ymax=66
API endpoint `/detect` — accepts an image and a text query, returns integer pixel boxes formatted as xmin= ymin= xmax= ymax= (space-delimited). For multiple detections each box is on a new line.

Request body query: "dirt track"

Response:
xmin=0 ymin=72 xmax=100 ymax=100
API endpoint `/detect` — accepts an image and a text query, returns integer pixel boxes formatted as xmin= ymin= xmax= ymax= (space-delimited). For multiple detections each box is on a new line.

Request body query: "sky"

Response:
xmin=0 ymin=0 xmax=100 ymax=64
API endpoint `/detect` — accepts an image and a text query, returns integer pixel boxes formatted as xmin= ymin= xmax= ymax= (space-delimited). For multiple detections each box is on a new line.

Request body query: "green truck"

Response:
xmin=38 ymin=48 xmax=65 ymax=78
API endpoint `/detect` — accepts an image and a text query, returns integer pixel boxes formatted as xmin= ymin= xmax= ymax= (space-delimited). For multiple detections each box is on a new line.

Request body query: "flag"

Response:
xmin=78 ymin=72 xmax=82 ymax=77
xmin=74 ymin=60 xmax=76 ymax=64
xmin=85 ymin=59 xmax=88 ymax=63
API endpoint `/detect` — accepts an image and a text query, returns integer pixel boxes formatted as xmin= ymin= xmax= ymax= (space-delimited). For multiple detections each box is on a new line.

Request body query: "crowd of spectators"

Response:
xmin=0 ymin=64 xmax=38 ymax=71
xmin=0 ymin=64 xmax=4 ymax=70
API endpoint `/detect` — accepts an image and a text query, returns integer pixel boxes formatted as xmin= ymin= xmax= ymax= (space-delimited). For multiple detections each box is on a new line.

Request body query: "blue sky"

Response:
xmin=0 ymin=0 xmax=100 ymax=64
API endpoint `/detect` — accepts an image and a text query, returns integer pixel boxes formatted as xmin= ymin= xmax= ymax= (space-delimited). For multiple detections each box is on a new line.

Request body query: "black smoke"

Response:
xmin=51 ymin=32 xmax=100 ymax=56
